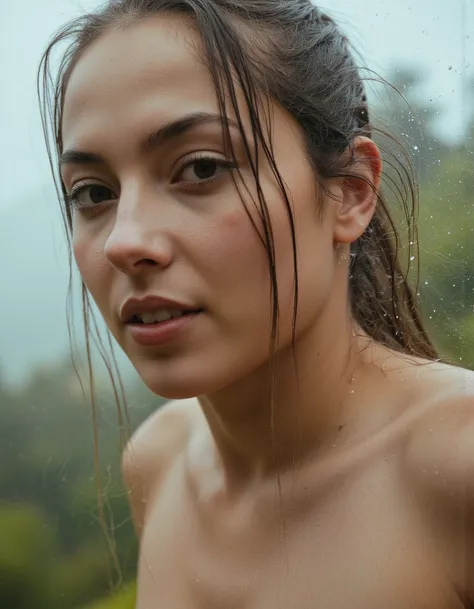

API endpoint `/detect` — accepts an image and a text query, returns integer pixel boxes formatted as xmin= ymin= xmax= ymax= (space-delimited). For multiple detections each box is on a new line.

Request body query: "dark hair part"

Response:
xmin=38 ymin=0 xmax=439 ymax=585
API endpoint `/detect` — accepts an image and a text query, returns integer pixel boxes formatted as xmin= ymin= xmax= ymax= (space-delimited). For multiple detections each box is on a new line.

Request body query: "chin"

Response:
xmin=134 ymin=359 xmax=240 ymax=401
xmin=144 ymin=381 xmax=200 ymax=401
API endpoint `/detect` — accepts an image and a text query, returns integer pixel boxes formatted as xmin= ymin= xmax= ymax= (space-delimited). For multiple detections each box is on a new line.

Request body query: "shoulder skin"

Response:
xmin=121 ymin=397 xmax=201 ymax=538
xmin=404 ymin=367 xmax=474 ymax=599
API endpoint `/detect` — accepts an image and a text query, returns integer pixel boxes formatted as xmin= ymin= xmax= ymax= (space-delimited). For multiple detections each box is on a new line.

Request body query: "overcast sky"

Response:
xmin=0 ymin=0 xmax=472 ymax=382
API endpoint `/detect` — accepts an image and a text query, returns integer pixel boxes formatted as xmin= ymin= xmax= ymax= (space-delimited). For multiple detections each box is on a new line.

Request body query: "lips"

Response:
xmin=120 ymin=295 xmax=201 ymax=324
xmin=126 ymin=309 xmax=201 ymax=347
xmin=132 ymin=309 xmax=189 ymax=324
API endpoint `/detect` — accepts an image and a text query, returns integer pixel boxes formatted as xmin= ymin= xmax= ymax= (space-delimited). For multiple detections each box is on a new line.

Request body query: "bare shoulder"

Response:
xmin=121 ymin=397 xmax=202 ymax=536
xmin=400 ymin=361 xmax=474 ymax=596
xmin=403 ymin=361 xmax=474 ymax=503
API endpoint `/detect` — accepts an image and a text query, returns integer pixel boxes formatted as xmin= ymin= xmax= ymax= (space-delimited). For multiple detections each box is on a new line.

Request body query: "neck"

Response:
xmin=198 ymin=304 xmax=375 ymax=484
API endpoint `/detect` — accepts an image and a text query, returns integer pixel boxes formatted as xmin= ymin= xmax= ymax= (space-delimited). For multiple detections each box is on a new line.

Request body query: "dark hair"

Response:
xmin=37 ymin=0 xmax=439 ymax=584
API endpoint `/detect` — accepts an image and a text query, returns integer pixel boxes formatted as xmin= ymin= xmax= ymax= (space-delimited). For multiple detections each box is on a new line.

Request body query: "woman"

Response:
xmin=38 ymin=0 xmax=474 ymax=607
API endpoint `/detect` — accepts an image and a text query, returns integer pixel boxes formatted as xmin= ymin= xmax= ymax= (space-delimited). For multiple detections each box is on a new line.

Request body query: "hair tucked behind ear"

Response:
xmin=37 ymin=0 xmax=440 ymax=585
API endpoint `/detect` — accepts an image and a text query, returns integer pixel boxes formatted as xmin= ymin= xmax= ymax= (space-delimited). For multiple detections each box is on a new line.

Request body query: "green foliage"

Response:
xmin=83 ymin=582 xmax=137 ymax=609
xmin=0 ymin=362 xmax=163 ymax=607
xmin=51 ymin=542 xmax=115 ymax=607
xmin=418 ymin=145 xmax=474 ymax=366
xmin=0 ymin=503 xmax=58 ymax=609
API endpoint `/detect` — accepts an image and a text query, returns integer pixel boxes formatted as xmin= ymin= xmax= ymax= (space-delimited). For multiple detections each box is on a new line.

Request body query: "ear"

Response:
xmin=332 ymin=137 xmax=382 ymax=245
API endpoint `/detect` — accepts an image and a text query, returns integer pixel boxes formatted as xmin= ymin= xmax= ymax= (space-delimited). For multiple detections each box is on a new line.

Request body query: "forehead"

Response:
xmin=62 ymin=15 xmax=216 ymax=149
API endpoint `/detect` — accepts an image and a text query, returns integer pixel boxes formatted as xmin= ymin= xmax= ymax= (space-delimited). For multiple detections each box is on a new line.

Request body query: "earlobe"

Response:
xmin=333 ymin=137 xmax=382 ymax=245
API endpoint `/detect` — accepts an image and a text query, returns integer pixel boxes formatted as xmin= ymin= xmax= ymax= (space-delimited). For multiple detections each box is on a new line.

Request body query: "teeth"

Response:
xmin=170 ymin=309 xmax=185 ymax=319
xmin=139 ymin=309 xmax=185 ymax=324
xmin=141 ymin=310 xmax=172 ymax=324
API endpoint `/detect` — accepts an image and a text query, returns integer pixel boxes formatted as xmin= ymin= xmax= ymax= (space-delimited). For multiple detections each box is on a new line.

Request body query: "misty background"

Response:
xmin=0 ymin=1 xmax=473 ymax=608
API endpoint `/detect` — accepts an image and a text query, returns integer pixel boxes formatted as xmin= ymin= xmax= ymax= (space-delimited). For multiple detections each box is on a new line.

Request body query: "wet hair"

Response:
xmin=38 ymin=0 xmax=439 ymax=584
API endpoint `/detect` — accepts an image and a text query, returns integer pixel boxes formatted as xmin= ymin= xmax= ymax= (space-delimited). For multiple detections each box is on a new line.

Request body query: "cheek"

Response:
xmin=291 ymin=222 xmax=336 ymax=331
xmin=72 ymin=231 xmax=110 ymax=302
xmin=272 ymin=188 xmax=335 ymax=333
xmin=202 ymin=207 xmax=270 ymax=289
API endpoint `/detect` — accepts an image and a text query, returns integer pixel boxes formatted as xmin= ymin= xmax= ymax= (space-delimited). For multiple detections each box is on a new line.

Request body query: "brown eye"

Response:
xmin=192 ymin=159 xmax=219 ymax=180
xmin=176 ymin=156 xmax=235 ymax=185
xmin=67 ymin=183 xmax=116 ymax=209
xmin=87 ymin=185 xmax=114 ymax=204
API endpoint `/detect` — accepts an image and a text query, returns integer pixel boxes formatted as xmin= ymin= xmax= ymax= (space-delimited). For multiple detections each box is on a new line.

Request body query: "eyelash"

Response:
xmin=64 ymin=153 xmax=236 ymax=210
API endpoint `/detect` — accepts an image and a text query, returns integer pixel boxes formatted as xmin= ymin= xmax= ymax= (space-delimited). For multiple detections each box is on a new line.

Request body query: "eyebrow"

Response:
xmin=59 ymin=112 xmax=238 ymax=168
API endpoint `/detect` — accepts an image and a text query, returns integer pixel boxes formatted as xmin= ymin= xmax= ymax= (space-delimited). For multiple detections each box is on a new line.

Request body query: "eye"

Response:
xmin=174 ymin=155 xmax=235 ymax=186
xmin=66 ymin=183 xmax=117 ymax=209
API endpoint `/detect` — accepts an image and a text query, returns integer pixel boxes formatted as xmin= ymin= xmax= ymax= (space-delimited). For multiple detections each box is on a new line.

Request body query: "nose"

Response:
xmin=104 ymin=188 xmax=173 ymax=275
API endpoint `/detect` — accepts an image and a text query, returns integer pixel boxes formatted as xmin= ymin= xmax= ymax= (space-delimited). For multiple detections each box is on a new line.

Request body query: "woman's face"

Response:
xmin=61 ymin=15 xmax=341 ymax=399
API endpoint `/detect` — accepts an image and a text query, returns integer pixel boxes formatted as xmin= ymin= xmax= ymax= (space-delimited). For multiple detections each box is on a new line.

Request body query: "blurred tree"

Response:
xmin=0 ymin=503 xmax=59 ymax=609
xmin=372 ymin=64 xmax=450 ymax=179
xmin=52 ymin=542 xmax=116 ymax=607
xmin=419 ymin=144 xmax=474 ymax=367
xmin=0 ymin=356 xmax=163 ymax=607
xmin=83 ymin=582 xmax=136 ymax=609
